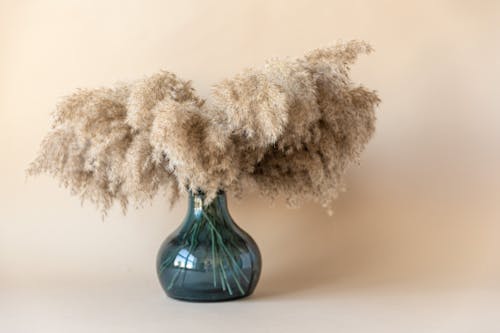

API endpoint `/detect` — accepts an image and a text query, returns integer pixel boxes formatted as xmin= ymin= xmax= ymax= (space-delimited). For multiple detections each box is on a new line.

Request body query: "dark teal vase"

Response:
xmin=156 ymin=191 xmax=262 ymax=302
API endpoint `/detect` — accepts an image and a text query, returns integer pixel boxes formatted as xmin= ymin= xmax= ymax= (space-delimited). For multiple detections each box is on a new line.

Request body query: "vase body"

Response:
xmin=156 ymin=191 xmax=262 ymax=302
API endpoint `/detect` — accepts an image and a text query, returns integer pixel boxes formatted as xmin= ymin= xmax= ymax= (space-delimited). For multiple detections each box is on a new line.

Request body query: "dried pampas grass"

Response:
xmin=28 ymin=40 xmax=380 ymax=216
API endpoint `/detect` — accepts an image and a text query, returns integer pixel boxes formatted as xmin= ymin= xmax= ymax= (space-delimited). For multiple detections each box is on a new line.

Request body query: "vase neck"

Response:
xmin=185 ymin=190 xmax=232 ymax=227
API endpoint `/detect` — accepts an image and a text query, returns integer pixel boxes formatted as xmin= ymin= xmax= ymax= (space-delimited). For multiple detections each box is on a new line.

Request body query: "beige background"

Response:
xmin=1 ymin=0 xmax=500 ymax=332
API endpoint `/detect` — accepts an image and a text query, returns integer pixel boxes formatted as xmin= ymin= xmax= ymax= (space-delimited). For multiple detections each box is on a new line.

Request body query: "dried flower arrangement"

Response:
xmin=28 ymin=40 xmax=380 ymax=216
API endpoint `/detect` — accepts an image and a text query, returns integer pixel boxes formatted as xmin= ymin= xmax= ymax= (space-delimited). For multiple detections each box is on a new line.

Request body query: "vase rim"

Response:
xmin=188 ymin=188 xmax=226 ymax=197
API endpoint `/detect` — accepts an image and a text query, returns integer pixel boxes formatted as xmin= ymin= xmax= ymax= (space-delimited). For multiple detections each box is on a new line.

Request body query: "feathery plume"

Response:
xmin=28 ymin=40 xmax=380 ymax=215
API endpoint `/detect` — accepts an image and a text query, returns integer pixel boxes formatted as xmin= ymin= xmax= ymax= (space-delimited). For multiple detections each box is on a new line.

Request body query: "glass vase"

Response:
xmin=156 ymin=190 xmax=262 ymax=302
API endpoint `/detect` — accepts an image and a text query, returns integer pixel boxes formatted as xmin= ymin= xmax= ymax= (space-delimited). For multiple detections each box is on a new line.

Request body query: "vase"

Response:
xmin=156 ymin=190 xmax=262 ymax=302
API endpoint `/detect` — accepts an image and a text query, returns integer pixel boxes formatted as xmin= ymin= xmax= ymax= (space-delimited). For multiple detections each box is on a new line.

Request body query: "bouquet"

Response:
xmin=28 ymin=40 xmax=380 ymax=216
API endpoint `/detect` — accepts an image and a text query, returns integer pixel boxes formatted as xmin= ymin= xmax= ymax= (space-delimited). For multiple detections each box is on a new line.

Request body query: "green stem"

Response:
xmin=219 ymin=257 xmax=233 ymax=296
xmin=203 ymin=211 xmax=250 ymax=284
xmin=210 ymin=226 xmax=217 ymax=287
xmin=216 ymin=234 xmax=245 ymax=295
xmin=203 ymin=211 xmax=248 ymax=295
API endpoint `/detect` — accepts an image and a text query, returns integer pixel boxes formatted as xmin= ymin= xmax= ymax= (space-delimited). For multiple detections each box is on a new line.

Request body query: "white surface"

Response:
xmin=2 ymin=281 xmax=500 ymax=332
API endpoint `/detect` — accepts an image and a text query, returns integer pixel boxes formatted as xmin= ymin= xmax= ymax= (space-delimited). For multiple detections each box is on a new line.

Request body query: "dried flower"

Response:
xmin=28 ymin=40 xmax=380 ymax=215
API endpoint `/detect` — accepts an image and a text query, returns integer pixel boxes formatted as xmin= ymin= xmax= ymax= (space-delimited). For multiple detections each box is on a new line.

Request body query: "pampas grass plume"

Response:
xmin=28 ymin=40 xmax=380 ymax=216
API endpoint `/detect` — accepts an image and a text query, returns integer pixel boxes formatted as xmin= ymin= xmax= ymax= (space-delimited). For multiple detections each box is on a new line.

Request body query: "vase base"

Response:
xmin=166 ymin=291 xmax=255 ymax=303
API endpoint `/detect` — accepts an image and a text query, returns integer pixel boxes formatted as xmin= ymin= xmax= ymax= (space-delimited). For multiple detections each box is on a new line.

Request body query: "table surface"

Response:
xmin=2 ymin=278 xmax=500 ymax=333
